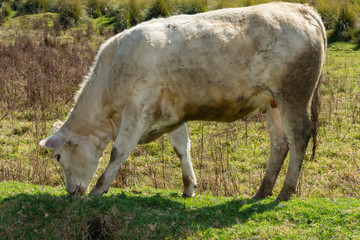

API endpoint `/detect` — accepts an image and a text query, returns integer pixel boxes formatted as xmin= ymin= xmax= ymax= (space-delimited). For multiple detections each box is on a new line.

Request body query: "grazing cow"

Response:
xmin=39 ymin=2 xmax=326 ymax=201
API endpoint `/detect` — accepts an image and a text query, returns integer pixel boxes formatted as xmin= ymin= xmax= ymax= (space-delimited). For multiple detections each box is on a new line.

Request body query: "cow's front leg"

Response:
xmin=253 ymin=106 xmax=289 ymax=199
xmin=168 ymin=123 xmax=197 ymax=197
xmin=90 ymin=114 xmax=146 ymax=195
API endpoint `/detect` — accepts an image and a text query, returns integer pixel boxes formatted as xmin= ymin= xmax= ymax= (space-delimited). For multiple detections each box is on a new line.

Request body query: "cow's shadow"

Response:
xmin=1 ymin=190 xmax=280 ymax=239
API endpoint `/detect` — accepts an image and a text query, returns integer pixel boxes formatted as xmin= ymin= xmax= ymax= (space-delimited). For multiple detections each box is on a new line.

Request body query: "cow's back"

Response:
xmin=105 ymin=2 xmax=325 ymax=125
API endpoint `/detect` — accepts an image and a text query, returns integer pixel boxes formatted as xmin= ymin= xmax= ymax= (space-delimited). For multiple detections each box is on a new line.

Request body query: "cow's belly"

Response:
xmin=182 ymin=90 xmax=271 ymax=122
xmin=138 ymin=91 xmax=271 ymax=144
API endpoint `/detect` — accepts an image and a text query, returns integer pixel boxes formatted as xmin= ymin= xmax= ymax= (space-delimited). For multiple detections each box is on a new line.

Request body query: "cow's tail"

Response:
xmin=309 ymin=6 xmax=326 ymax=162
xmin=310 ymin=72 xmax=322 ymax=161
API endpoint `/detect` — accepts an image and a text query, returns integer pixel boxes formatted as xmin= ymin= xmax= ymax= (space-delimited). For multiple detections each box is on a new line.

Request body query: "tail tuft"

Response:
xmin=310 ymin=73 xmax=322 ymax=161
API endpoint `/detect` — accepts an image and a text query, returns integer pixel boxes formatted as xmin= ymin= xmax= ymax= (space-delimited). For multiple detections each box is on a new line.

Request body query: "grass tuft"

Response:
xmin=145 ymin=0 xmax=171 ymax=21
xmin=330 ymin=2 xmax=358 ymax=42
xmin=57 ymin=0 xmax=85 ymax=27
xmin=178 ymin=0 xmax=208 ymax=14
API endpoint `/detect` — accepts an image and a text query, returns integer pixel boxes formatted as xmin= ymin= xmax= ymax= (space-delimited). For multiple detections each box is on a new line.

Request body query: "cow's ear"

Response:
xmin=39 ymin=133 xmax=65 ymax=150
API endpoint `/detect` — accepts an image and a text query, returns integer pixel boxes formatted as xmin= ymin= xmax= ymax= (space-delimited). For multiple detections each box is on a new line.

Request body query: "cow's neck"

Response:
xmin=63 ymin=77 xmax=113 ymax=150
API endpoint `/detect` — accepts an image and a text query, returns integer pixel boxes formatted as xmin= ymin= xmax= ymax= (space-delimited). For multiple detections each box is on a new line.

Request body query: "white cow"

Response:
xmin=40 ymin=2 xmax=326 ymax=201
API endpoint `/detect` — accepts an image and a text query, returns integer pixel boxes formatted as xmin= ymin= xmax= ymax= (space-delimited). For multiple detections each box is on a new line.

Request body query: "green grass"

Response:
xmin=0 ymin=181 xmax=359 ymax=239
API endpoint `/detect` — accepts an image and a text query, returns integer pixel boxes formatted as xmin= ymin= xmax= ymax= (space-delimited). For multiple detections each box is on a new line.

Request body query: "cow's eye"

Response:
xmin=54 ymin=154 xmax=61 ymax=162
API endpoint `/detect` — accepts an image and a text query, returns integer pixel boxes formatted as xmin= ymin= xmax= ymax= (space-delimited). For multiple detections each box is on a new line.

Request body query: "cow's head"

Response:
xmin=39 ymin=122 xmax=102 ymax=195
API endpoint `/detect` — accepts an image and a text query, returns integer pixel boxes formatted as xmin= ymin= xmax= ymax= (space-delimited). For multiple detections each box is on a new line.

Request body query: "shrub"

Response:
xmin=86 ymin=0 xmax=109 ymax=18
xmin=57 ymin=0 xmax=85 ymax=27
xmin=178 ymin=0 xmax=208 ymax=15
xmin=125 ymin=0 xmax=143 ymax=27
xmin=315 ymin=0 xmax=339 ymax=30
xmin=112 ymin=11 xmax=128 ymax=33
xmin=8 ymin=0 xmax=49 ymax=14
xmin=1 ymin=2 xmax=12 ymax=18
xmin=145 ymin=0 xmax=171 ymax=21
xmin=112 ymin=0 xmax=143 ymax=33
xmin=331 ymin=2 xmax=358 ymax=42
xmin=213 ymin=0 xmax=239 ymax=9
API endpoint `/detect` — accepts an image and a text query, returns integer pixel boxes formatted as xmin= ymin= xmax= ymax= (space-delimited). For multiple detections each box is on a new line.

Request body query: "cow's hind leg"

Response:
xmin=90 ymin=113 xmax=147 ymax=195
xmin=253 ymin=106 xmax=289 ymax=199
xmin=168 ymin=123 xmax=197 ymax=197
xmin=276 ymin=104 xmax=313 ymax=201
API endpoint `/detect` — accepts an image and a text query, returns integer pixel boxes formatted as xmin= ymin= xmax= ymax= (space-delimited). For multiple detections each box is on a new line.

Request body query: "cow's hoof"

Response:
xmin=182 ymin=192 xmax=195 ymax=198
xmin=252 ymin=191 xmax=272 ymax=200
xmin=275 ymin=191 xmax=291 ymax=201
xmin=89 ymin=188 xmax=108 ymax=196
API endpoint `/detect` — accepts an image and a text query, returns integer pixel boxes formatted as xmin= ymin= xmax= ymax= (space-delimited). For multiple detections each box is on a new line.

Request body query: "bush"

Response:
xmin=112 ymin=0 xmax=143 ymax=33
xmin=178 ymin=0 xmax=208 ymax=15
xmin=315 ymin=0 xmax=339 ymax=30
xmin=331 ymin=2 xmax=358 ymax=42
xmin=1 ymin=2 xmax=12 ymax=18
xmin=8 ymin=0 xmax=49 ymax=14
xmin=57 ymin=0 xmax=85 ymax=27
xmin=145 ymin=0 xmax=170 ymax=21
xmin=125 ymin=0 xmax=143 ymax=27
xmin=86 ymin=0 xmax=109 ymax=18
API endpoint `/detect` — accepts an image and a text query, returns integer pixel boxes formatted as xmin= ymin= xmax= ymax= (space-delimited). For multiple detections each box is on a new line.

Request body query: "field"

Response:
xmin=0 ymin=0 xmax=360 ymax=239
xmin=1 ymin=181 xmax=360 ymax=239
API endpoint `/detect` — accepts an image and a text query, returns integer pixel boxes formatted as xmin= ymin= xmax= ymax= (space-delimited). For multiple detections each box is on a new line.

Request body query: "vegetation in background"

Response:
xmin=330 ymin=2 xmax=359 ymax=42
xmin=1 ymin=0 xmax=360 ymax=38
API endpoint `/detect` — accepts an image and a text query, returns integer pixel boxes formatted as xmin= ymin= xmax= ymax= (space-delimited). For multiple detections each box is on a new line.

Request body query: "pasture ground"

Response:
xmin=1 ymin=181 xmax=359 ymax=239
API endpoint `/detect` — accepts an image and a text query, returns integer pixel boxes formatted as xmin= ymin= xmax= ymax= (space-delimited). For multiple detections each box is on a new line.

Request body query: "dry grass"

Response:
xmin=0 ymin=14 xmax=107 ymax=186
